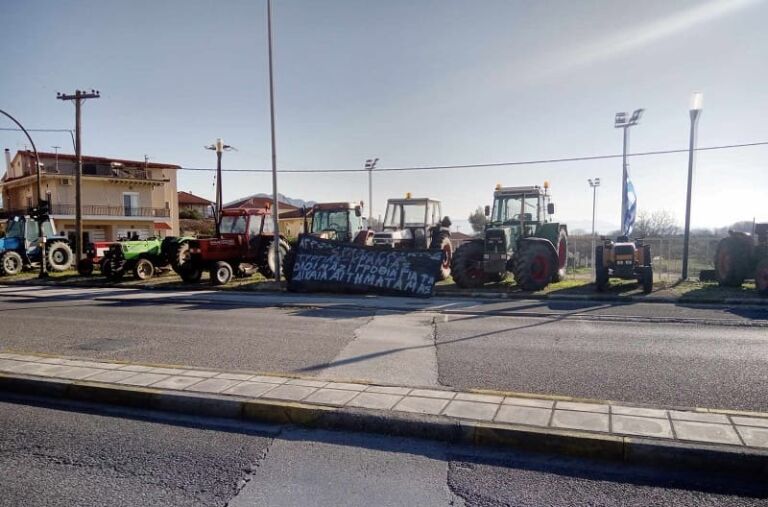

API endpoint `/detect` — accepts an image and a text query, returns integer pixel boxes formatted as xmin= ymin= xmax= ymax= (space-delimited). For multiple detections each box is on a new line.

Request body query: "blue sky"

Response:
xmin=1 ymin=0 xmax=766 ymax=233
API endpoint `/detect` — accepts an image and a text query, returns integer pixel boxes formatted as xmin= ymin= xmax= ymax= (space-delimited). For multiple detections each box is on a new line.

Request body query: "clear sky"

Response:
xmin=1 ymin=0 xmax=766 ymax=233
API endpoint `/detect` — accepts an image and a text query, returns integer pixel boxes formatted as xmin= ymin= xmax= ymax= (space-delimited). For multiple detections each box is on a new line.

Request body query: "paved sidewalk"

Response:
xmin=2 ymin=351 xmax=767 ymax=456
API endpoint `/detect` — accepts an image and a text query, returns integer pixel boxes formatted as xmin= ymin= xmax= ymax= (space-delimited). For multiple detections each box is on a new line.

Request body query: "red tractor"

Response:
xmin=174 ymin=208 xmax=290 ymax=285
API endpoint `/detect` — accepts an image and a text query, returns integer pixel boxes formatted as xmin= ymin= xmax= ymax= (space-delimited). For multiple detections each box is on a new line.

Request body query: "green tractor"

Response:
xmin=452 ymin=184 xmax=568 ymax=291
xmin=714 ymin=222 xmax=768 ymax=296
xmin=101 ymin=237 xmax=178 ymax=281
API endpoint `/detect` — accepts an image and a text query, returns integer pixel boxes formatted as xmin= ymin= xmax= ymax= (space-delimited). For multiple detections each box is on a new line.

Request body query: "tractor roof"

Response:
xmin=494 ymin=185 xmax=544 ymax=197
xmin=386 ymin=197 xmax=440 ymax=205
xmin=221 ymin=207 xmax=269 ymax=216
xmin=312 ymin=202 xmax=360 ymax=211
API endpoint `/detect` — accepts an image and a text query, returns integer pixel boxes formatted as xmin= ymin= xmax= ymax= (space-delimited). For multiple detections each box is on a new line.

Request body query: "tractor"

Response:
xmin=0 ymin=214 xmax=73 ymax=276
xmin=77 ymin=241 xmax=117 ymax=276
xmin=451 ymin=184 xmax=567 ymax=291
xmin=714 ymin=222 xmax=768 ymax=295
xmin=100 ymin=237 xmax=180 ymax=281
xmin=594 ymin=236 xmax=653 ymax=293
xmin=371 ymin=195 xmax=453 ymax=279
xmin=283 ymin=201 xmax=373 ymax=281
xmin=173 ymin=207 xmax=290 ymax=285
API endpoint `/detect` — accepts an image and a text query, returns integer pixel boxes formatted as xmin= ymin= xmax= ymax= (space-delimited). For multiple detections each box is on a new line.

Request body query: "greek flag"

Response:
xmin=623 ymin=171 xmax=637 ymax=236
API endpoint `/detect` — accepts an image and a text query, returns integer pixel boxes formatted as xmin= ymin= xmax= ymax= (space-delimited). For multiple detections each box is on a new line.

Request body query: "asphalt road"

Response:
xmin=1 ymin=286 xmax=767 ymax=411
xmin=2 ymin=397 xmax=765 ymax=507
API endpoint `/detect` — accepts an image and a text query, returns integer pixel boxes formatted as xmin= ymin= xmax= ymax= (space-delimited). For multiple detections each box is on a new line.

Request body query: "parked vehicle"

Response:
xmin=77 ymin=241 xmax=117 ymax=276
xmin=283 ymin=202 xmax=372 ymax=281
xmin=100 ymin=237 xmax=179 ymax=281
xmin=174 ymin=208 xmax=290 ymax=285
xmin=595 ymin=236 xmax=653 ymax=293
xmin=372 ymin=195 xmax=453 ymax=279
xmin=714 ymin=222 xmax=768 ymax=295
xmin=451 ymin=184 xmax=567 ymax=291
xmin=0 ymin=215 xmax=73 ymax=276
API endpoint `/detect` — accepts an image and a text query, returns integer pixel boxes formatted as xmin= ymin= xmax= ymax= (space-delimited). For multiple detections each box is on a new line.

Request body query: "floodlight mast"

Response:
xmin=614 ymin=108 xmax=643 ymax=235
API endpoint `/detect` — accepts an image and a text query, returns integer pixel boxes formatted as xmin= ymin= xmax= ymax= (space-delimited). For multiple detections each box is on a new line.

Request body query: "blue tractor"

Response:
xmin=0 ymin=215 xmax=74 ymax=276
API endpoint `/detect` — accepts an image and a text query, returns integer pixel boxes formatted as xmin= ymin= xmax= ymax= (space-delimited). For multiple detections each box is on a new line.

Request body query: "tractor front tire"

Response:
xmin=715 ymin=235 xmax=752 ymax=287
xmin=180 ymin=266 xmax=203 ymax=283
xmin=46 ymin=241 xmax=74 ymax=272
xmin=451 ymin=241 xmax=486 ymax=289
xmin=282 ymin=248 xmax=297 ymax=282
xmin=0 ymin=251 xmax=24 ymax=276
xmin=514 ymin=242 xmax=556 ymax=291
xmin=756 ymin=259 xmax=768 ymax=296
xmin=133 ymin=258 xmax=155 ymax=281
xmin=258 ymin=238 xmax=290 ymax=279
xmin=77 ymin=258 xmax=94 ymax=276
xmin=641 ymin=267 xmax=653 ymax=294
xmin=551 ymin=228 xmax=568 ymax=283
xmin=210 ymin=261 xmax=233 ymax=286
xmin=595 ymin=246 xmax=609 ymax=292
xmin=430 ymin=232 xmax=453 ymax=281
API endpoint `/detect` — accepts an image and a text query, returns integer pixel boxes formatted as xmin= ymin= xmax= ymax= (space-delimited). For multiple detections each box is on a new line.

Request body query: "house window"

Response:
xmin=123 ymin=192 xmax=139 ymax=216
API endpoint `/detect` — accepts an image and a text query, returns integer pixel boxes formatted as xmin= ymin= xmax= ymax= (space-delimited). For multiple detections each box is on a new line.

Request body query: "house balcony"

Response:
xmin=50 ymin=204 xmax=171 ymax=218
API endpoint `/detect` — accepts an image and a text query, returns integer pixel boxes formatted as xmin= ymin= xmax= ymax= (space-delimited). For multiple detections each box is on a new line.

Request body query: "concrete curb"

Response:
xmin=1 ymin=373 xmax=765 ymax=477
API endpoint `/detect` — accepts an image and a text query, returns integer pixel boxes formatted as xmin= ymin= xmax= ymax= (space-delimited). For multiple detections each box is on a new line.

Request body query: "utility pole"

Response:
xmin=205 ymin=139 xmax=234 ymax=237
xmin=57 ymin=89 xmax=100 ymax=264
xmin=365 ymin=158 xmax=378 ymax=223
xmin=588 ymin=178 xmax=601 ymax=270
xmin=682 ymin=92 xmax=703 ymax=280
xmin=267 ymin=0 xmax=281 ymax=283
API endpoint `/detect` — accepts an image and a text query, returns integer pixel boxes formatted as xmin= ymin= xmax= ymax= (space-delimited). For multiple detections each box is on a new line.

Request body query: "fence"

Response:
xmin=565 ymin=234 xmax=722 ymax=281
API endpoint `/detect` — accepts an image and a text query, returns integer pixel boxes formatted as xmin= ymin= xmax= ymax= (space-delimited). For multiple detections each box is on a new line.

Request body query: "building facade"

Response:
xmin=1 ymin=150 xmax=179 ymax=242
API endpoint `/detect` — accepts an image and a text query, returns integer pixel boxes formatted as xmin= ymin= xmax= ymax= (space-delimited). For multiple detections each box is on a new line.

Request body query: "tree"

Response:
xmin=468 ymin=207 xmax=487 ymax=233
xmin=633 ymin=210 xmax=680 ymax=237
xmin=179 ymin=208 xmax=202 ymax=220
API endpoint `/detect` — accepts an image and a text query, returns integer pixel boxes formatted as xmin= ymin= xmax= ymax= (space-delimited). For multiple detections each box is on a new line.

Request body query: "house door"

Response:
xmin=123 ymin=193 xmax=139 ymax=216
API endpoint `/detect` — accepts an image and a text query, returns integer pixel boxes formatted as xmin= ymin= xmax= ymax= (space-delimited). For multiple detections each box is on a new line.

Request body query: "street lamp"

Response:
xmin=365 ymin=158 xmax=378 ymax=223
xmin=615 ymin=108 xmax=643 ymax=235
xmin=205 ymin=138 xmax=236 ymax=237
xmin=588 ymin=178 xmax=601 ymax=270
xmin=681 ymin=92 xmax=703 ymax=280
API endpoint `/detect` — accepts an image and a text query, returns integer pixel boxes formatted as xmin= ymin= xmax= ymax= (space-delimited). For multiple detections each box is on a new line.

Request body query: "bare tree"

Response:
xmin=633 ymin=210 xmax=680 ymax=237
xmin=468 ymin=206 xmax=488 ymax=233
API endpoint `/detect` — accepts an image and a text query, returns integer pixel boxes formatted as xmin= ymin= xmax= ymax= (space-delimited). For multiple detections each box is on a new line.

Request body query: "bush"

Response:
xmin=179 ymin=208 xmax=202 ymax=220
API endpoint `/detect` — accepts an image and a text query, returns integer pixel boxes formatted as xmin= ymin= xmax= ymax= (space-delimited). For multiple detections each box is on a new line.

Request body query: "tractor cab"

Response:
xmin=374 ymin=196 xmax=448 ymax=249
xmin=487 ymin=185 xmax=554 ymax=239
xmin=206 ymin=208 xmax=274 ymax=256
xmin=1 ymin=216 xmax=56 ymax=256
xmin=310 ymin=202 xmax=365 ymax=243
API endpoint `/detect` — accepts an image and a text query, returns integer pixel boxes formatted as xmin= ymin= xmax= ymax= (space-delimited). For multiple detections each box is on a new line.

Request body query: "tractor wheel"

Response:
xmin=551 ymin=228 xmax=568 ymax=283
xmin=514 ymin=242 xmax=556 ymax=291
xmin=715 ymin=235 xmax=752 ymax=287
xmin=258 ymin=238 xmax=290 ymax=279
xmin=210 ymin=261 xmax=233 ymax=286
xmin=180 ymin=266 xmax=203 ymax=283
xmin=77 ymin=258 xmax=94 ymax=276
xmin=451 ymin=241 xmax=486 ymax=289
xmin=172 ymin=242 xmax=192 ymax=274
xmin=756 ymin=259 xmax=768 ymax=296
xmin=282 ymin=248 xmax=297 ymax=282
xmin=46 ymin=241 xmax=74 ymax=272
xmin=133 ymin=258 xmax=155 ymax=281
xmin=594 ymin=246 xmax=608 ymax=292
xmin=487 ymin=271 xmax=508 ymax=283
xmin=0 ymin=251 xmax=24 ymax=276
xmin=430 ymin=232 xmax=453 ymax=281
xmin=107 ymin=267 xmax=125 ymax=282
xmin=641 ymin=267 xmax=653 ymax=294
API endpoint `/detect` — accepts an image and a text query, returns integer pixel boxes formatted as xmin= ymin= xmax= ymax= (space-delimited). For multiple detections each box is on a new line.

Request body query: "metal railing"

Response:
xmin=49 ymin=204 xmax=170 ymax=218
xmin=23 ymin=164 xmax=157 ymax=181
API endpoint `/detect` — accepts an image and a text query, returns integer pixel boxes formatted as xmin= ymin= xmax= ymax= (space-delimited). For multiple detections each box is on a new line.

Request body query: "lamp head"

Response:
xmin=690 ymin=91 xmax=703 ymax=111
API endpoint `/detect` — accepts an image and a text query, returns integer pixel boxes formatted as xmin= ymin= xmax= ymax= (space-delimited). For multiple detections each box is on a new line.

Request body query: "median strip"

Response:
xmin=0 ymin=351 xmax=766 ymax=476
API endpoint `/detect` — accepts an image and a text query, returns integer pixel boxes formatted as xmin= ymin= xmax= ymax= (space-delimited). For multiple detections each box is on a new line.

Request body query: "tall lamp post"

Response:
xmin=681 ymin=92 xmax=703 ymax=280
xmin=205 ymin=138 xmax=235 ymax=237
xmin=588 ymin=178 xmax=601 ymax=270
xmin=614 ymin=108 xmax=643 ymax=235
xmin=365 ymin=158 xmax=378 ymax=223
xmin=266 ymin=0 xmax=282 ymax=283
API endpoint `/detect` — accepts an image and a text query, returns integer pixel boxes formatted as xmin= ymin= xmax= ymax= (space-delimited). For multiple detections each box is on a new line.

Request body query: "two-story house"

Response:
xmin=1 ymin=150 xmax=179 ymax=242
xmin=178 ymin=191 xmax=214 ymax=218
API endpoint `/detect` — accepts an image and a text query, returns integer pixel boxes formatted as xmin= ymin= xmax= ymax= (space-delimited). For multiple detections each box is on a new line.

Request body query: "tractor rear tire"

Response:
xmin=258 ymin=238 xmax=290 ymax=279
xmin=171 ymin=242 xmax=191 ymax=274
xmin=487 ymin=271 xmax=508 ymax=283
xmin=46 ymin=241 xmax=74 ymax=272
xmin=133 ymin=258 xmax=155 ymax=281
xmin=77 ymin=258 xmax=94 ymax=276
xmin=451 ymin=241 xmax=486 ymax=289
xmin=715 ymin=235 xmax=752 ymax=287
xmin=641 ymin=267 xmax=653 ymax=294
xmin=595 ymin=246 xmax=609 ymax=292
xmin=0 ymin=251 xmax=24 ymax=276
xmin=430 ymin=232 xmax=453 ymax=281
xmin=756 ymin=259 xmax=768 ymax=296
xmin=107 ymin=268 xmax=125 ymax=282
xmin=514 ymin=241 xmax=556 ymax=291
xmin=551 ymin=228 xmax=568 ymax=283
xmin=282 ymin=248 xmax=297 ymax=282
xmin=210 ymin=261 xmax=233 ymax=286
xmin=180 ymin=266 xmax=203 ymax=283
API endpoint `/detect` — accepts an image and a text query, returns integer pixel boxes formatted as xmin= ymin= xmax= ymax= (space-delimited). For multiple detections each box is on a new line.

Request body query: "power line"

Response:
xmin=177 ymin=140 xmax=768 ymax=174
